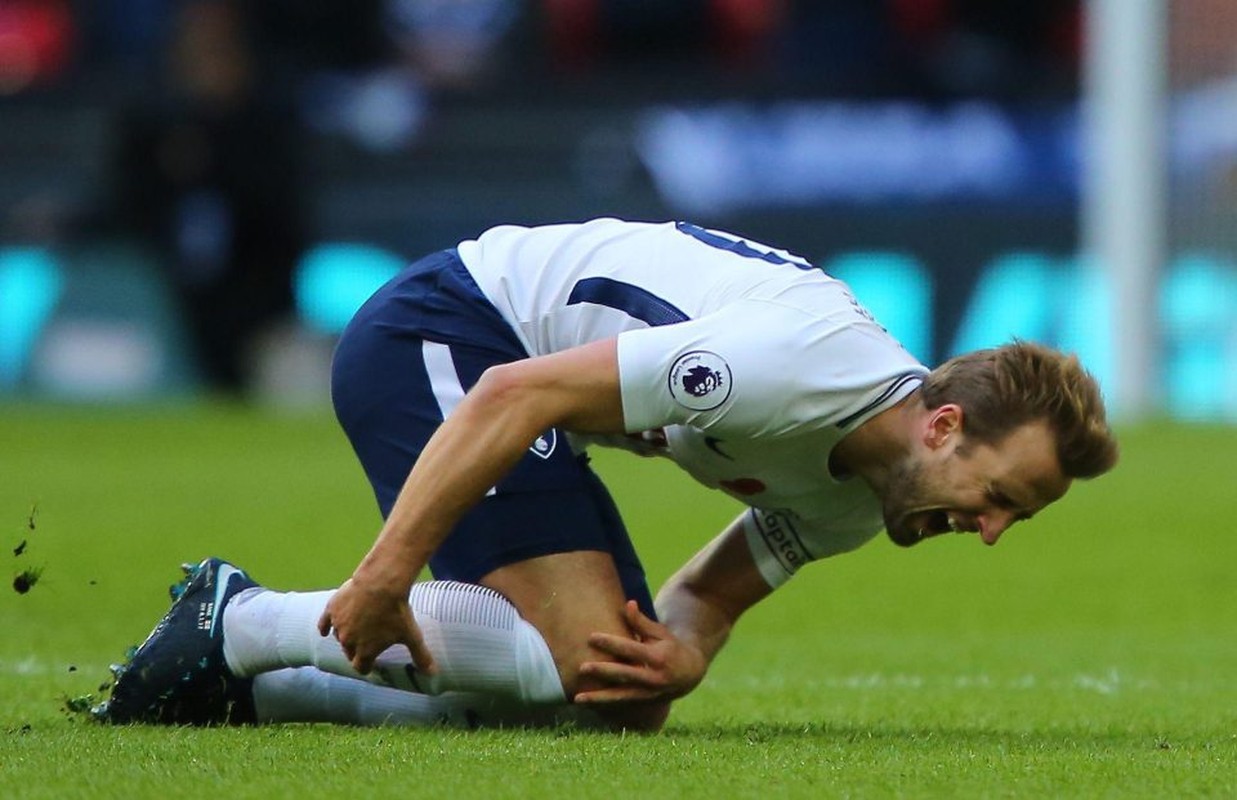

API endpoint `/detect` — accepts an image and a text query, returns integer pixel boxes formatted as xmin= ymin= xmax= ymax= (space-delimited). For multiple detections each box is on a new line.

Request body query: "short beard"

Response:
xmin=882 ymin=459 xmax=928 ymax=547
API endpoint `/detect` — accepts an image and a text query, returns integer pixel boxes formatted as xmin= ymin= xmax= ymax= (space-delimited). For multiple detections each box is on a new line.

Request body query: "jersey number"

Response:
xmin=675 ymin=222 xmax=816 ymax=271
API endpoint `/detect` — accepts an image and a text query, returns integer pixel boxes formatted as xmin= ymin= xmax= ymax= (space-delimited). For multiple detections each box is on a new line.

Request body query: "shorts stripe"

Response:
xmin=422 ymin=339 xmax=497 ymax=496
xmin=423 ymin=340 xmax=465 ymax=420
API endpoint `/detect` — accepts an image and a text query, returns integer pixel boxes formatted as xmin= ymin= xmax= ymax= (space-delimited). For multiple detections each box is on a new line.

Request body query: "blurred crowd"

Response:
xmin=11 ymin=0 xmax=1234 ymax=399
xmin=0 ymin=0 xmax=1094 ymax=395
xmin=3 ymin=1 xmax=1087 ymax=103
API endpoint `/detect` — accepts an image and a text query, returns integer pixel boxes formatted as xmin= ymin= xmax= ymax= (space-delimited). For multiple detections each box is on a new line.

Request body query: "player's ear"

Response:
xmin=924 ymin=403 xmax=962 ymax=450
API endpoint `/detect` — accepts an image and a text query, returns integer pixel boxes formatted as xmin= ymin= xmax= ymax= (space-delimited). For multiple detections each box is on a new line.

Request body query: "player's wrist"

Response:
xmin=351 ymin=547 xmax=419 ymax=598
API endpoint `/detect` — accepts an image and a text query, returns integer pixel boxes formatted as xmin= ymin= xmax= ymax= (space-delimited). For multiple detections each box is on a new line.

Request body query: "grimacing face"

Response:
xmin=883 ymin=418 xmax=1072 ymax=548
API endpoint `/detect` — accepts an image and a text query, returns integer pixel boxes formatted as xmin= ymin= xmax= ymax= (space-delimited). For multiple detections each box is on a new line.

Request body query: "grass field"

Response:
xmin=1 ymin=402 xmax=1234 ymax=798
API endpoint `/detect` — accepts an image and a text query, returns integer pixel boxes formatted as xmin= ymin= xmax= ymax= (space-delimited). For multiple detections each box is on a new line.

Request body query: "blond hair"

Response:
xmin=921 ymin=341 xmax=1118 ymax=478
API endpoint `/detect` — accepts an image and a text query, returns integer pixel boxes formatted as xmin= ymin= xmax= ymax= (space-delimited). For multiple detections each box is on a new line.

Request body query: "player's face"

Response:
xmin=883 ymin=417 xmax=1071 ymax=547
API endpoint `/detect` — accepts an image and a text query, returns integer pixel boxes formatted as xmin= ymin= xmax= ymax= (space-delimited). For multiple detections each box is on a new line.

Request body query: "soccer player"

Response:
xmin=98 ymin=219 xmax=1118 ymax=730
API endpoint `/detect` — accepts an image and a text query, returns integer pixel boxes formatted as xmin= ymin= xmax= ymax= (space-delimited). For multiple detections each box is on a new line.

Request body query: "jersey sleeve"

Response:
xmin=741 ymin=507 xmax=881 ymax=588
xmin=615 ymin=297 xmax=924 ymax=438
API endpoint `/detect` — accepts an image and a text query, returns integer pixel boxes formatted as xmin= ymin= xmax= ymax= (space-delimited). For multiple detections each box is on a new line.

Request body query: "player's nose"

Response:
xmin=978 ymin=513 xmax=1014 ymax=546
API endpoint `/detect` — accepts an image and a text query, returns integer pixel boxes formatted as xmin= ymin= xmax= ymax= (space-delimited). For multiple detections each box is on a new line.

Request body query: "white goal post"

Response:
xmin=1083 ymin=0 xmax=1168 ymax=421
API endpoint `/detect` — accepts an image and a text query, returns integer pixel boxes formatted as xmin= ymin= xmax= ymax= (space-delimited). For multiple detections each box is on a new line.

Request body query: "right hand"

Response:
xmin=574 ymin=600 xmax=706 ymax=704
xmin=317 ymin=575 xmax=437 ymax=675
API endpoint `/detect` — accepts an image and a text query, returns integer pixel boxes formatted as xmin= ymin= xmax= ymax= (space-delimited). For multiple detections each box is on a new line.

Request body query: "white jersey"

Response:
xmin=457 ymin=219 xmax=928 ymax=588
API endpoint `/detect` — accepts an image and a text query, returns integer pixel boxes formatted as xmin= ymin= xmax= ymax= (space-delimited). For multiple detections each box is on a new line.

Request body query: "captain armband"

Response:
xmin=741 ymin=508 xmax=816 ymax=589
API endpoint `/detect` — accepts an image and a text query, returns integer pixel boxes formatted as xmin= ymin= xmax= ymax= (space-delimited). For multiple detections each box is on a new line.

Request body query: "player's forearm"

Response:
xmin=353 ymin=369 xmax=564 ymax=590
xmin=353 ymin=344 xmax=626 ymax=593
xmin=654 ymin=513 xmax=774 ymax=667
xmin=654 ymin=576 xmax=739 ymax=667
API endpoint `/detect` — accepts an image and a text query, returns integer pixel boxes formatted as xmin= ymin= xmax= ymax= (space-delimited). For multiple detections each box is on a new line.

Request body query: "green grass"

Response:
xmin=1 ymin=403 xmax=1234 ymax=798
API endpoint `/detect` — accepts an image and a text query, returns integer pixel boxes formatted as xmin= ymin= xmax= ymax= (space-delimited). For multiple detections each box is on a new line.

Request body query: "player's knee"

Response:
xmin=519 ymin=615 xmax=673 ymax=733
xmin=512 ymin=617 xmax=572 ymax=704
xmin=547 ymin=632 xmax=629 ymax=700
xmin=478 ymin=551 xmax=645 ymax=704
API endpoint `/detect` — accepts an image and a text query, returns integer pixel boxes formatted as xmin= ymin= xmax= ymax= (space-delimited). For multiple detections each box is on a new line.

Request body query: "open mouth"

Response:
xmin=924 ymin=510 xmax=953 ymax=536
xmin=890 ymin=510 xmax=966 ymax=547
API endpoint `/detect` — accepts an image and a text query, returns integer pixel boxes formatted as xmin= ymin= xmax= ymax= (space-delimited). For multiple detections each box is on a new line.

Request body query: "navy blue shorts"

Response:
xmin=330 ymin=249 xmax=654 ymax=618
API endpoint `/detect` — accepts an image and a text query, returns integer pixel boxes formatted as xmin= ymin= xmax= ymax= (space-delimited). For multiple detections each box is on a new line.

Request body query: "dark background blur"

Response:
xmin=0 ymin=0 xmax=1233 ymax=417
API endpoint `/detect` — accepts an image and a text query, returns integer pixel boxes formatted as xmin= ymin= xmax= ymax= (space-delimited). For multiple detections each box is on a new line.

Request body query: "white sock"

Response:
xmin=251 ymin=667 xmax=574 ymax=728
xmin=223 ymin=581 xmax=565 ymax=705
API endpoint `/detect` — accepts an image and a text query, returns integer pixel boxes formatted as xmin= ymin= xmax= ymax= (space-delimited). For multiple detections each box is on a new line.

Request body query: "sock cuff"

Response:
xmin=411 ymin=581 xmax=518 ymax=631
xmin=220 ymin=587 xmax=274 ymax=678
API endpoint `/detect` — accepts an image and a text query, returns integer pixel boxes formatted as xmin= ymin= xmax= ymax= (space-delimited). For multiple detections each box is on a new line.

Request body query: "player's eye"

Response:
xmin=987 ymin=489 xmax=1016 ymax=509
xmin=988 ymin=488 xmax=1034 ymax=522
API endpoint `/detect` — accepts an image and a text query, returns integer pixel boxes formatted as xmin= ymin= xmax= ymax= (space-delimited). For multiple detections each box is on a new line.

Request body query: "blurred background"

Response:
xmin=0 ymin=0 xmax=1233 ymax=420
xmin=3 ymin=5 xmax=1234 ymax=767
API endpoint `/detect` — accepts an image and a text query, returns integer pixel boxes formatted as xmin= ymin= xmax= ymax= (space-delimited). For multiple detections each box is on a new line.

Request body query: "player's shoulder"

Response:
xmin=470 ymin=217 xmax=664 ymax=244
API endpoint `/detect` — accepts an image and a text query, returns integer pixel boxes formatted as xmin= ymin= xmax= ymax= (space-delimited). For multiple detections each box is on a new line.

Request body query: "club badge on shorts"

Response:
xmin=668 ymin=350 xmax=732 ymax=411
xmin=529 ymin=429 xmax=557 ymax=459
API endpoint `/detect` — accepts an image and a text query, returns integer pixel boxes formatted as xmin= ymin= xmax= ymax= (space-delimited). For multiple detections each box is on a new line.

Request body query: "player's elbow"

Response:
xmin=476 ymin=361 xmax=566 ymax=416
xmin=469 ymin=363 xmax=554 ymax=430
xmin=472 ymin=362 xmax=531 ymax=408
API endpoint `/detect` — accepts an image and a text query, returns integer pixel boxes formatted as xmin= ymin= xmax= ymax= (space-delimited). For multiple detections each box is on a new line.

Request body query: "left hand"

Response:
xmin=317 ymin=574 xmax=436 ymax=676
xmin=573 ymin=600 xmax=707 ymax=704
